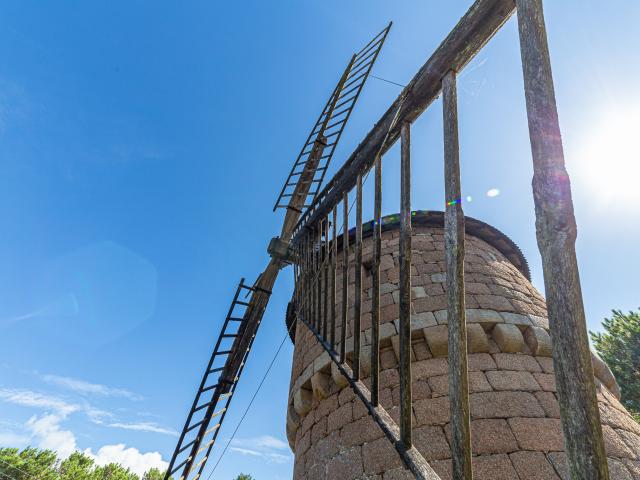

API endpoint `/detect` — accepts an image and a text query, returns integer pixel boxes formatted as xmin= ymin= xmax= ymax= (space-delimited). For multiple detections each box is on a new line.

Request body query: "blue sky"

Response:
xmin=0 ymin=1 xmax=639 ymax=478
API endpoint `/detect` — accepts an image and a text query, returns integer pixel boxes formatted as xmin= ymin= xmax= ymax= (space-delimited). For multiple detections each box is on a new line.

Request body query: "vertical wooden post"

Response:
xmin=399 ymin=122 xmax=413 ymax=448
xmin=515 ymin=1 xmax=609 ymax=478
xmin=309 ymin=229 xmax=313 ymax=325
xmin=304 ymin=231 xmax=312 ymax=324
xmin=353 ymin=173 xmax=363 ymax=380
xmin=308 ymin=232 xmax=313 ymax=324
xmin=317 ymin=221 xmax=323 ymax=333
xmin=331 ymin=205 xmax=338 ymax=350
xmin=317 ymin=221 xmax=323 ymax=334
xmin=341 ymin=192 xmax=349 ymax=363
xmin=293 ymin=261 xmax=298 ymax=315
xmin=443 ymin=69 xmax=472 ymax=480
xmin=297 ymin=246 xmax=302 ymax=310
xmin=299 ymin=242 xmax=302 ymax=316
xmin=300 ymin=240 xmax=304 ymax=317
xmin=312 ymin=227 xmax=318 ymax=330
xmin=323 ymin=216 xmax=329 ymax=340
xmin=371 ymin=154 xmax=382 ymax=406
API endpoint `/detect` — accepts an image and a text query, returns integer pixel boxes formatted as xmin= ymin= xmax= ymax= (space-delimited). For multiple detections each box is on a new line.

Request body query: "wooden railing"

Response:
xmin=290 ymin=0 xmax=610 ymax=479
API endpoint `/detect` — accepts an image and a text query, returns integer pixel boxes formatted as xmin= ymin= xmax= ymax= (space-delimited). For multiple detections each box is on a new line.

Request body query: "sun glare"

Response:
xmin=576 ymin=104 xmax=640 ymax=205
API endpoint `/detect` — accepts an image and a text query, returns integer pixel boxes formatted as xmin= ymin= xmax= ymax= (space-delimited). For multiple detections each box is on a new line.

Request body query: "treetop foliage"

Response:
xmin=0 ymin=448 xmax=168 ymax=480
xmin=590 ymin=309 xmax=640 ymax=421
xmin=0 ymin=448 xmax=255 ymax=480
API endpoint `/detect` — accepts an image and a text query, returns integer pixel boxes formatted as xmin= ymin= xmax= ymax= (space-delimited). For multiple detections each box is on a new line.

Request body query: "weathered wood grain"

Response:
xmin=331 ymin=206 xmax=337 ymax=349
xmin=516 ymin=0 xmax=609 ymax=478
xmin=371 ymin=154 xmax=382 ymax=406
xmin=322 ymin=216 xmax=329 ymax=339
xmin=316 ymin=225 xmax=322 ymax=331
xmin=399 ymin=122 xmax=413 ymax=448
xmin=442 ymin=69 xmax=472 ymax=480
xmin=340 ymin=193 xmax=349 ymax=363
xmin=353 ymin=173 xmax=363 ymax=380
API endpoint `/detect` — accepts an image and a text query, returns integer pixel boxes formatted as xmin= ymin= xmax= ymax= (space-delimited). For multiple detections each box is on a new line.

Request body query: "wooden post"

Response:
xmin=323 ymin=216 xmax=329 ymax=340
xmin=371 ymin=154 xmax=382 ymax=406
xmin=317 ymin=225 xmax=322 ymax=332
xmin=317 ymin=221 xmax=323 ymax=332
xmin=312 ymin=227 xmax=318 ymax=330
xmin=307 ymin=233 xmax=313 ymax=323
xmin=341 ymin=193 xmax=349 ymax=363
xmin=443 ymin=69 xmax=472 ymax=480
xmin=304 ymin=232 xmax=311 ymax=323
xmin=515 ymin=0 xmax=609 ymax=478
xmin=353 ymin=173 xmax=363 ymax=380
xmin=331 ymin=205 xmax=338 ymax=350
xmin=293 ymin=262 xmax=298 ymax=314
xmin=294 ymin=260 xmax=300 ymax=315
xmin=399 ymin=122 xmax=413 ymax=448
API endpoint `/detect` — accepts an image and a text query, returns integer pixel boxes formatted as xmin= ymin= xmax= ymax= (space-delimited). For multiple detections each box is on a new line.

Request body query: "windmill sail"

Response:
xmin=163 ymin=279 xmax=268 ymax=480
xmin=164 ymin=23 xmax=392 ymax=480
xmin=273 ymin=22 xmax=392 ymax=213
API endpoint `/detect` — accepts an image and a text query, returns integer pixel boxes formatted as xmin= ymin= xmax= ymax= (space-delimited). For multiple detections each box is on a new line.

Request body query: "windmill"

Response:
xmin=164 ymin=23 xmax=392 ymax=480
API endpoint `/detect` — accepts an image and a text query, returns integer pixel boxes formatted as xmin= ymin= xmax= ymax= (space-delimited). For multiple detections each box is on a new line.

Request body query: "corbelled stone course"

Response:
xmin=286 ymin=214 xmax=638 ymax=479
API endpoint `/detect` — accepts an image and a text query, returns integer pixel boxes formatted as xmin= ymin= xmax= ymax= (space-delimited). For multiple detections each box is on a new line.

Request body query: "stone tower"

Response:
xmin=285 ymin=211 xmax=639 ymax=480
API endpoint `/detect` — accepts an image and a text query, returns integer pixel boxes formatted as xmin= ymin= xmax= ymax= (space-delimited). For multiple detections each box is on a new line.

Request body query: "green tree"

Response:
xmin=141 ymin=468 xmax=166 ymax=480
xmin=590 ymin=309 xmax=640 ymax=420
xmin=0 ymin=447 xmax=167 ymax=480
xmin=0 ymin=448 xmax=58 ymax=480
xmin=93 ymin=463 xmax=138 ymax=480
xmin=234 ymin=474 xmax=254 ymax=480
xmin=59 ymin=451 xmax=95 ymax=480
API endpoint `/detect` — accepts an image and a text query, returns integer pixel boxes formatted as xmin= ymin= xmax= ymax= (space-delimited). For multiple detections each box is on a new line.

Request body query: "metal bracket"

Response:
xmin=267 ymin=237 xmax=297 ymax=266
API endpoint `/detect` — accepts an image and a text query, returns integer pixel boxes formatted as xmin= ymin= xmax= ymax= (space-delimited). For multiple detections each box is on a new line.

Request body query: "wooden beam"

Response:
xmin=371 ymin=154 xmax=382 ymax=406
xmin=313 ymin=226 xmax=318 ymax=330
xmin=316 ymin=223 xmax=322 ymax=332
xmin=340 ymin=192 xmax=349 ymax=363
xmin=515 ymin=0 xmax=609 ymax=478
xmin=442 ymin=70 xmax=472 ymax=480
xmin=399 ymin=122 xmax=413 ymax=448
xmin=331 ymin=205 xmax=338 ymax=349
xmin=353 ymin=173 xmax=363 ymax=380
xmin=306 ymin=233 xmax=312 ymax=322
xmin=323 ymin=216 xmax=329 ymax=340
xmin=294 ymin=0 xmax=515 ymax=239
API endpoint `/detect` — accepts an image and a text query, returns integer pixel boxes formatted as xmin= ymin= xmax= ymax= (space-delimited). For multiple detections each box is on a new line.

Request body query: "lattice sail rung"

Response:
xmin=273 ymin=22 xmax=392 ymax=212
xmin=164 ymin=278 xmax=264 ymax=480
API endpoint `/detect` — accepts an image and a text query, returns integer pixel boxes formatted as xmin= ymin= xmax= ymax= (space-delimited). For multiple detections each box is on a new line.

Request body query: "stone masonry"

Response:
xmin=285 ymin=211 xmax=640 ymax=480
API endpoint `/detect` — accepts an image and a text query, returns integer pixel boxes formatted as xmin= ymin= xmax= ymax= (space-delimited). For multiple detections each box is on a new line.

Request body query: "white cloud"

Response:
xmin=250 ymin=435 xmax=289 ymax=451
xmin=1 ymin=294 xmax=78 ymax=327
xmin=229 ymin=435 xmax=292 ymax=464
xmin=0 ymin=382 xmax=171 ymax=475
xmin=0 ymin=387 xmax=175 ymax=438
xmin=41 ymin=374 xmax=143 ymax=401
xmin=230 ymin=447 xmax=262 ymax=457
xmin=21 ymin=413 xmax=167 ymax=476
xmin=26 ymin=414 xmax=78 ymax=459
xmin=0 ymin=388 xmax=79 ymax=416
xmin=85 ymin=444 xmax=168 ymax=477
xmin=84 ymin=406 xmax=115 ymax=424
xmin=486 ymin=188 xmax=500 ymax=198
xmin=105 ymin=421 xmax=177 ymax=436
xmin=0 ymin=430 xmax=30 ymax=446
xmin=230 ymin=447 xmax=290 ymax=464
